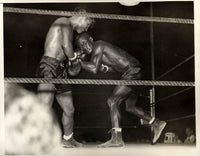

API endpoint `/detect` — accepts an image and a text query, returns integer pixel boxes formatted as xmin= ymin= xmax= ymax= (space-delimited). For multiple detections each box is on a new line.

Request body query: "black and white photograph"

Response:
xmin=1 ymin=0 xmax=200 ymax=155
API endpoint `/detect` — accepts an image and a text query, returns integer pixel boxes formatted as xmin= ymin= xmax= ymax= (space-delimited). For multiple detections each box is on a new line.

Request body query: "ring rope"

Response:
xmin=4 ymin=7 xmax=194 ymax=24
xmin=4 ymin=77 xmax=194 ymax=87
xmin=166 ymin=114 xmax=195 ymax=122
xmin=156 ymin=55 xmax=194 ymax=80
xmin=153 ymin=86 xmax=194 ymax=105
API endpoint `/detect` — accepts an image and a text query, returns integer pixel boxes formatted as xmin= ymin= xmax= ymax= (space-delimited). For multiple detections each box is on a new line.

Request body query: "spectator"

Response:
xmin=184 ymin=127 xmax=195 ymax=144
xmin=174 ymin=135 xmax=182 ymax=144
xmin=5 ymin=83 xmax=61 ymax=154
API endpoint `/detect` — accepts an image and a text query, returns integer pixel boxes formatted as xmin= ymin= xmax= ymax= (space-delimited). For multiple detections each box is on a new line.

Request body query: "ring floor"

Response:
xmin=51 ymin=143 xmax=197 ymax=156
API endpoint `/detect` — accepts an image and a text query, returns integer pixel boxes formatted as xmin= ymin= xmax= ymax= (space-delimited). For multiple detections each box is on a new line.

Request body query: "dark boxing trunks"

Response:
xmin=36 ymin=56 xmax=71 ymax=94
xmin=121 ymin=66 xmax=142 ymax=80
xmin=121 ymin=65 xmax=142 ymax=91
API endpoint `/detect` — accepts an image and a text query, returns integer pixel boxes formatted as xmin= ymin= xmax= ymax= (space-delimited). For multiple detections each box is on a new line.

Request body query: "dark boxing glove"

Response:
xmin=68 ymin=58 xmax=81 ymax=76
xmin=76 ymin=50 xmax=88 ymax=61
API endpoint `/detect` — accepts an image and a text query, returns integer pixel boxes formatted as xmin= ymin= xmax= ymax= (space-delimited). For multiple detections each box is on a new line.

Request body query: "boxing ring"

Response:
xmin=3 ymin=4 xmax=195 ymax=153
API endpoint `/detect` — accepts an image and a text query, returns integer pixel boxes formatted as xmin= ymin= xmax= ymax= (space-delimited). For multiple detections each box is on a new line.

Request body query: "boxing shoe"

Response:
xmin=152 ymin=120 xmax=167 ymax=143
xmin=62 ymin=137 xmax=83 ymax=148
xmin=97 ymin=129 xmax=124 ymax=148
xmin=97 ymin=139 xmax=124 ymax=148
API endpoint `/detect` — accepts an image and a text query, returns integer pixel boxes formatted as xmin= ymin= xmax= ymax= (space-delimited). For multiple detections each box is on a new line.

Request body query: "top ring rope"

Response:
xmin=4 ymin=77 xmax=194 ymax=87
xmin=3 ymin=7 xmax=194 ymax=24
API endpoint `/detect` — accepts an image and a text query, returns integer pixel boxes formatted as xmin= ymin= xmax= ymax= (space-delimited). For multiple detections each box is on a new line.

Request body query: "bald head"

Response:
xmin=76 ymin=32 xmax=93 ymax=54
xmin=76 ymin=32 xmax=92 ymax=43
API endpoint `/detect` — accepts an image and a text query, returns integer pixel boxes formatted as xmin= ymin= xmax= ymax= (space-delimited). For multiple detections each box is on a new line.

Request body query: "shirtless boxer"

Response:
xmin=36 ymin=11 xmax=94 ymax=148
xmin=75 ymin=32 xmax=166 ymax=147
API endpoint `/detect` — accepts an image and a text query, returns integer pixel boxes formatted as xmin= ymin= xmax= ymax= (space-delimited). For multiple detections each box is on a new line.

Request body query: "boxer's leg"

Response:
xmin=98 ymin=85 xmax=132 ymax=147
xmin=37 ymin=83 xmax=55 ymax=107
xmin=125 ymin=93 xmax=166 ymax=143
xmin=125 ymin=93 xmax=152 ymax=121
xmin=56 ymin=91 xmax=83 ymax=148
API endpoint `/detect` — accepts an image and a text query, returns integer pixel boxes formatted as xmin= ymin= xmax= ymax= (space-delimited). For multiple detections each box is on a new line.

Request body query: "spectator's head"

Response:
xmin=5 ymin=83 xmax=61 ymax=154
xmin=185 ymin=127 xmax=194 ymax=136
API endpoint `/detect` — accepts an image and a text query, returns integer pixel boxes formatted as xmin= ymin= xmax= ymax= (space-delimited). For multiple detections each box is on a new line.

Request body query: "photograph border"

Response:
xmin=0 ymin=0 xmax=199 ymax=155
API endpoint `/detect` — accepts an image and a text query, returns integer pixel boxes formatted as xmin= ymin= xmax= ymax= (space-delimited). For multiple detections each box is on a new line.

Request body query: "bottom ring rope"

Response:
xmin=4 ymin=77 xmax=194 ymax=87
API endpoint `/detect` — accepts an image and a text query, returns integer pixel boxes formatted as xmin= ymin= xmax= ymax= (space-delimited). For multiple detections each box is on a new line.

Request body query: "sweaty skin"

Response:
xmin=77 ymin=33 xmax=166 ymax=147
xmin=80 ymin=40 xmax=141 ymax=74
xmin=37 ymin=16 xmax=93 ymax=148
xmin=37 ymin=17 xmax=78 ymax=144
xmin=79 ymin=40 xmax=147 ymax=128
xmin=44 ymin=17 xmax=74 ymax=61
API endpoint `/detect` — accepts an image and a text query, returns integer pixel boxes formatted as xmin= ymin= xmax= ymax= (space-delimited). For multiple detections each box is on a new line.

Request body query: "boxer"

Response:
xmin=76 ymin=32 xmax=166 ymax=147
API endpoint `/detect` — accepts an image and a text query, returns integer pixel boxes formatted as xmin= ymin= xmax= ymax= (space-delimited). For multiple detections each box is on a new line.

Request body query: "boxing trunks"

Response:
xmin=121 ymin=64 xmax=142 ymax=91
xmin=121 ymin=65 xmax=142 ymax=80
xmin=36 ymin=56 xmax=71 ymax=94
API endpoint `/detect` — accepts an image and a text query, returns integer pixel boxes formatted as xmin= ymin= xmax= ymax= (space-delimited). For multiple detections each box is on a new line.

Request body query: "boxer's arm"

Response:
xmin=62 ymin=25 xmax=76 ymax=59
xmin=62 ymin=26 xmax=82 ymax=76
xmin=67 ymin=51 xmax=81 ymax=76
xmin=68 ymin=60 xmax=81 ymax=76
xmin=76 ymin=49 xmax=88 ymax=61
xmin=80 ymin=47 xmax=103 ymax=74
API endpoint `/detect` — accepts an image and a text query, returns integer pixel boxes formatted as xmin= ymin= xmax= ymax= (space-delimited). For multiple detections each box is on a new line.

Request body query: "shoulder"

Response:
xmin=96 ymin=40 xmax=105 ymax=45
xmin=55 ymin=17 xmax=70 ymax=22
xmin=95 ymin=40 xmax=106 ymax=49
xmin=93 ymin=41 xmax=105 ymax=53
xmin=52 ymin=17 xmax=71 ymax=27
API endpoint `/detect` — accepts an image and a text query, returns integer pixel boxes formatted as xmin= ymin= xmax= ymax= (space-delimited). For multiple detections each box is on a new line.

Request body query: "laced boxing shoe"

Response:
xmin=62 ymin=137 xmax=83 ymax=148
xmin=152 ymin=120 xmax=167 ymax=143
xmin=97 ymin=129 xmax=125 ymax=148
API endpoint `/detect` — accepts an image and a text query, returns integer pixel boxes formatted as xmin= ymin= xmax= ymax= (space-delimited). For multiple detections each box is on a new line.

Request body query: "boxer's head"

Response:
xmin=75 ymin=17 xmax=94 ymax=34
xmin=72 ymin=8 xmax=95 ymax=34
xmin=76 ymin=32 xmax=94 ymax=54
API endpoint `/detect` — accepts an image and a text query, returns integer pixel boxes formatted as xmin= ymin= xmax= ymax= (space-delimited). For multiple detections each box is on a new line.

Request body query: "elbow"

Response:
xmin=62 ymin=46 xmax=74 ymax=58
xmin=91 ymin=68 xmax=98 ymax=74
xmin=62 ymin=44 xmax=68 ymax=51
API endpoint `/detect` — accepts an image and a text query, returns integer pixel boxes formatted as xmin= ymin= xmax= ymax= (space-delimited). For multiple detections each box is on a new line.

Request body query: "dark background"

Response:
xmin=4 ymin=2 xmax=195 ymax=143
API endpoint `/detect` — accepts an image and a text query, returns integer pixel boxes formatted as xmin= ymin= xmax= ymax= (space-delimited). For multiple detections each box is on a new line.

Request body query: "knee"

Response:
xmin=107 ymin=97 xmax=121 ymax=108
xmin=135 ymin=67 xmax=142 ymax=79
xmin=125 ymin=103 xmax=136 ymax=113
xmin=107 ymin=98 xmax=114 ymax=108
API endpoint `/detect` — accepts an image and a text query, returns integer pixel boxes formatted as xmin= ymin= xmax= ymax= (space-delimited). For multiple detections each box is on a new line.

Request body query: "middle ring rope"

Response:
xmin=4 ymin=77 xmax=194 ymax=87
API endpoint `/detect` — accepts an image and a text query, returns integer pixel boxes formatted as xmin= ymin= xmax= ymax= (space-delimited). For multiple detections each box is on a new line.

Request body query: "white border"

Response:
xmin=194 ymin=0 xmax=200 ymax=152
xmin=0 ymin=0 xmax=123 ymax=2
xmin=0 ymin=4 xmax=4 ymax=156
xmin=0 ymin=0 xmax=194 ymax=2
xmin=0 ymin=0 xmax=199 ymax=156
